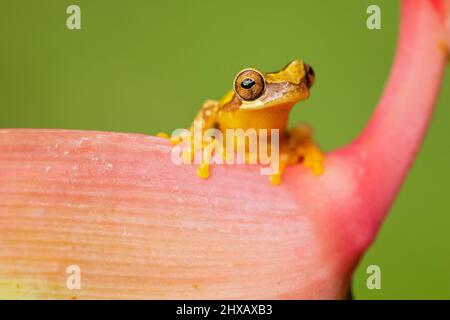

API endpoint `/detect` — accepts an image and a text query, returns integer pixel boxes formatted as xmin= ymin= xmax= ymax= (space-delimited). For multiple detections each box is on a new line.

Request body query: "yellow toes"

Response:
xmin=197 ymin=163 xmax=210 ymax=179
xmin=269 ymin=173 xmax=281 ymax=185
xmin=268 ymin=163 xmax=286 ymax=185
xmin=156 ymin=132 xmax=184 ymax=145
xmin=156 ymin=132 xmax=170 ymax=139
xmin=301 ymin=144 xmax=325 ymax=176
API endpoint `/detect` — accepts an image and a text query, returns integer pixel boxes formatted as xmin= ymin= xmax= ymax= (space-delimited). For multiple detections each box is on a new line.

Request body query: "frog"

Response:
xmin=158 ymin=60 xmax=324 ymax=185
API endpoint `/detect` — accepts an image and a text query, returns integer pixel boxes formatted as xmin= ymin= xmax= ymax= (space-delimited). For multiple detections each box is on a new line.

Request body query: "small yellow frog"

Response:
xmin=158 ymin=60 xmax=324 ymax=185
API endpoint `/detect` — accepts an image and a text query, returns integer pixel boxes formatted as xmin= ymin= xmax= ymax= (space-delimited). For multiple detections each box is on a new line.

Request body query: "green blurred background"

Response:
xmin=1 ymin=0 xmax=449 ymax=299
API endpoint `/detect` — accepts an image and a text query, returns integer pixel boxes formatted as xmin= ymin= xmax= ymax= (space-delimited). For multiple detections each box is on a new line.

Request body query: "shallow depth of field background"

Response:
xmin=1 ymin=0 xmax=449 ymax=299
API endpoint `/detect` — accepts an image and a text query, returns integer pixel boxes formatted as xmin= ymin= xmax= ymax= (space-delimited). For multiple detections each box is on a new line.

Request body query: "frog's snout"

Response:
xmin=304 ymin=64 xmax=315 ymax=89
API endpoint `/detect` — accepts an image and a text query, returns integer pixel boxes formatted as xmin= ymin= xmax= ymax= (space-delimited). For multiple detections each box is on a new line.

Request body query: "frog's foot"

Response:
xmin=268 ymin=148 xmax=313 ymax=185
xmin=157 ymin=129 xmax=204 ymax=164
xmin=196 ymin=139 xmax=221 ymax=179
xmin=197 ymin=162 xmax=210 ymax=179
xmin=156 ymin=131 xmax=185 ymax=145
xmin=269 ymin=164 xmax=285 ymax=185
xmin=156 ymin=132 xmax=170 ymax=139
xmin=289 ymin=124 xmax=325 ymax=176
xmin=297 ymin=141 xmax=325 ymax=176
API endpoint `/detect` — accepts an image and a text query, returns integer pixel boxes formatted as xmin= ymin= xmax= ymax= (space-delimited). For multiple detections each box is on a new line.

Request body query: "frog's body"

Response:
xmin=160 ymin=60 xmax=324 ymax=185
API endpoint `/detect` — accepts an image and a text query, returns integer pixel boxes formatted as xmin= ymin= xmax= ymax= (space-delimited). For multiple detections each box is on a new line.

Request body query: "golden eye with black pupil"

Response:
xmin=234 ymin=69 xmax=265 ymax=101
xmin=241 ymin=78 xmax=255 ymax=89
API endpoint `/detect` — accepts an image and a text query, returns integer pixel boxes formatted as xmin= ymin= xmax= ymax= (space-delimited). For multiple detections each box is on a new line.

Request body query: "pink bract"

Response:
xmin=0 ymin=0 xmax=448 ymax=299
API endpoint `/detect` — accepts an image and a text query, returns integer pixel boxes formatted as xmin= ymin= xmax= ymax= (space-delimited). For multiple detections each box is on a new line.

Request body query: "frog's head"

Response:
xmin=222 ymin=60 xmax=314 ymax=111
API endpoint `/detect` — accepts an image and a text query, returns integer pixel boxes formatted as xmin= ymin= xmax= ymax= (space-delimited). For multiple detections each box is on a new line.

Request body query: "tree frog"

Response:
xmin=159 ymin=60 xmax=324 ymax=185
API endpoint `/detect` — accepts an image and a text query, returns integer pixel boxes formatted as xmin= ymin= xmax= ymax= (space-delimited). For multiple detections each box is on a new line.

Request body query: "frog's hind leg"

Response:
xmin=289 ymin=124 xmax=325 ymax=176
xmin=298 ymin=140 xmax=325 ymax=175
xmin=269 ymin=124 xmax=324 ymax=184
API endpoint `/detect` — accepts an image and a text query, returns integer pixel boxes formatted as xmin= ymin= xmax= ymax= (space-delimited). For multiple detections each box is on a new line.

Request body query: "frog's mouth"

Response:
xmin=239 ymin=80 xmax=311 ymax=111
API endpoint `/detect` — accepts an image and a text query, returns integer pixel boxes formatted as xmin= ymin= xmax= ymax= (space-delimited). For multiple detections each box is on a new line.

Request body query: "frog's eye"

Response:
xmin=234 ymin=69 xmax=265 ymax=101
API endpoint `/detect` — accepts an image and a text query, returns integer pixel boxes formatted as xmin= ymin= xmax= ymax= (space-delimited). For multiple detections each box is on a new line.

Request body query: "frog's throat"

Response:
xmin=217 ymin=103 xmax=293 ymax=133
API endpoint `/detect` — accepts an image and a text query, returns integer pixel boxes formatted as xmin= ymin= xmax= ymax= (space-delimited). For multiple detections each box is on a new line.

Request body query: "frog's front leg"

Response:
xmin=188 ymin=100 xmax=222 ymax=179
xmin=157 ymin=99 xmax=219 ymax=143
xmin=157 ymin=100 xmax=221 ymax=178
xmin=269 ymin=124 xmax=324 ymax=185
xmin=192 ymin=99 xmax=220 ymax=132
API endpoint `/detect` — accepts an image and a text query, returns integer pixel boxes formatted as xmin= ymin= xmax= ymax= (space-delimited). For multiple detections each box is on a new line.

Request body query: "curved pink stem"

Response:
xmin=337 ymin=0 xmax=449 ymax=237
xmin=0 ymin=0 xmax=448 ymax=299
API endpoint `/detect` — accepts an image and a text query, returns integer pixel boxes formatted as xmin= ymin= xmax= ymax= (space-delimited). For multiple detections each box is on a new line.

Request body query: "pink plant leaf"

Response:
xmin=0 ymin=0 xmax=448 ymax=299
